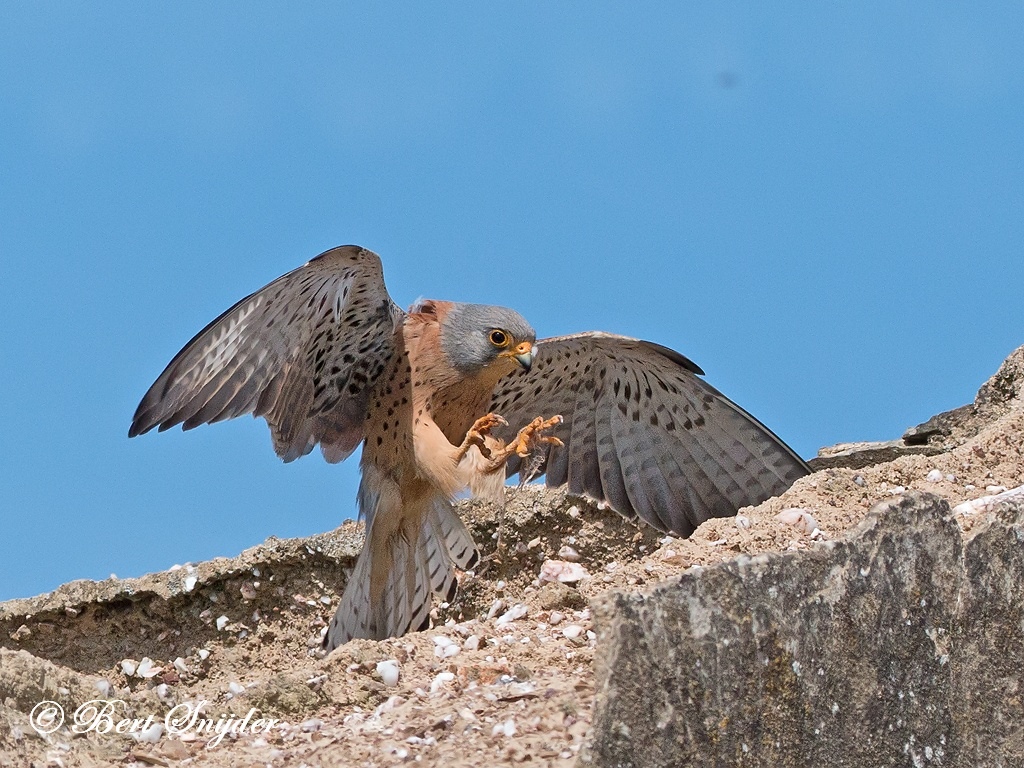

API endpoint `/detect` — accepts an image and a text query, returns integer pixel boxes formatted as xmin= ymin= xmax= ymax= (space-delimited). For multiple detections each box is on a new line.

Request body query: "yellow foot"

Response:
xmin=454 ymin=412 xmax=508 ymax=462
xmin=484 ymin=415 xmax=564 ymax=472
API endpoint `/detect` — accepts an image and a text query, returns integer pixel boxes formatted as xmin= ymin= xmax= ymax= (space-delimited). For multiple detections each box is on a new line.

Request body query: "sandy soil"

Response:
xmin=2 ymin=347 xmax=1022 ymax=768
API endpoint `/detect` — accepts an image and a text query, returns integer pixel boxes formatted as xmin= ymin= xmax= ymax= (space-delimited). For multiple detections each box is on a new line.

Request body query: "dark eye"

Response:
xmin=489 ymin=330 xmax=509 ymax=347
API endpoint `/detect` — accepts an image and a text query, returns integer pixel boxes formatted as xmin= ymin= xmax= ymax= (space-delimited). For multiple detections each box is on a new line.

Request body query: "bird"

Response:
xmin=129 ymin=245 xmax=809 ymax=650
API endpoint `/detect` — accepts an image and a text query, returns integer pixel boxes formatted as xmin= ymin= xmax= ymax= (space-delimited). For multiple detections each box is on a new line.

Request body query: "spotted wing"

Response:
xmin=130 ymin=245 xmax=404 ymax=463
xmin=488 ymin=332 xmax=810 ymax=537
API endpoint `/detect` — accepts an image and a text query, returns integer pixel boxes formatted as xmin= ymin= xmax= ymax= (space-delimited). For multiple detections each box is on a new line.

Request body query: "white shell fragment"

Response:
xmin=215 ymin=615 xmax=230 ymax=631
xmin=953 ymin=484 xmax=1024 ymax=516
xmin=486 ymin=599 xmax=505 ymax=620
xmin=432 ymin=635 xmax=460 ymax=658
xmin=561 ymin=625 xmax=585 ymax=639
xmin=135 ymin=657 xmax=160 ymax=678
xmin=775 ymin=508 xmax=820 ymax=535
xmin=430 ymin=671 xmax=455 ymax=693
xmin=183 ymin=575 xmax=198 ymax=592
xmin=495 ymin=603 xmax=528 ymax=626
xmin=134 ymin=723 xmax=163 ymax=743
xmin=539 ymin=559 xmax=591 ymax=584
xmin=376 ymin=659 xmax=400 ymax=687
xmin=926 ymin=469 xmax=944 ymax=483
xmin=119 ymin=659 xmax=138 ymax=677
xmin=492 ymin=718 xmax=516 ymax=737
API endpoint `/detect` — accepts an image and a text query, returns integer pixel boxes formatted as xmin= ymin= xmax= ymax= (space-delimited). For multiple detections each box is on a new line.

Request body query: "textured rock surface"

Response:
xmin=587 ymin=491 xmax=1024 ymax=767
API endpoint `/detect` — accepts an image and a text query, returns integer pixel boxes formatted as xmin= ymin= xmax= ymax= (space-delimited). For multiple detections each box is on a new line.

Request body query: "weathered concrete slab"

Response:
xmin=587 ymin=491 xmax=1024 ymax=767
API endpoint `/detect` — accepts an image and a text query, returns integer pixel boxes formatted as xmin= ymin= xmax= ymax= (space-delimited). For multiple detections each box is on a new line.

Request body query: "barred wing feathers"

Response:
xmin=489 ymin=332 xmax=809 ymax=538
xmin=129 ymin=245 xmax=404 ymax=464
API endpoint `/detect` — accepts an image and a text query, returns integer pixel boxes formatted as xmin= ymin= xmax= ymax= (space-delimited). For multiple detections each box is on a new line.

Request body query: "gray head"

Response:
xmin=439 ymin=303 xmax=536 ymax=375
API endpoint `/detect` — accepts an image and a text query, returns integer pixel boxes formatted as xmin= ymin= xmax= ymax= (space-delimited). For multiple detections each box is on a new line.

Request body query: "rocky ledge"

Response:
xmin=2 ymin=345 xmax=1023 ymax=767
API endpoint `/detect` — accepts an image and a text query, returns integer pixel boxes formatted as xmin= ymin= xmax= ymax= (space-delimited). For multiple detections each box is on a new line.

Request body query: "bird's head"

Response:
xmin=439 ymin=303 xmax=536 ymax=375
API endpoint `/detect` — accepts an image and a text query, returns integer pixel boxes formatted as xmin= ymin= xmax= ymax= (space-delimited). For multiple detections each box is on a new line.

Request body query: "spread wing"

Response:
xmin=488 ymin=332 xmax=810 ymax=537
xmin=129 ymin=245 xmax=404 ymax=464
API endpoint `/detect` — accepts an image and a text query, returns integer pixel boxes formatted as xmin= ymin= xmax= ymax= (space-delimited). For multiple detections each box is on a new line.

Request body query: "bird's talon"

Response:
xmin=456 ymin=412 xmax=508 ymax=462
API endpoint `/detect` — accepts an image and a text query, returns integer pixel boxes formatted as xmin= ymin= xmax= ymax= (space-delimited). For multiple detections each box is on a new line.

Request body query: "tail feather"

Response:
xmin=323 ymin=472 xmax=480 ymax=651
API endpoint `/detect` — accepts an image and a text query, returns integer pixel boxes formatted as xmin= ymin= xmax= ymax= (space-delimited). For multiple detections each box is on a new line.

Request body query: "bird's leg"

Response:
xmin=482 ymin=415 xmax=564 ymax=474
xmin=482 ymin=416 xmax=563 ymax=570
xmin=454 ymin=412 xmax=508 ymax=463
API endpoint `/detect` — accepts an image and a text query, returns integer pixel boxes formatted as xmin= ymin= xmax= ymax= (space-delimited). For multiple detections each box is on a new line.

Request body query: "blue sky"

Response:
xmin=2 ymin=4 xmax=1022 ymax=601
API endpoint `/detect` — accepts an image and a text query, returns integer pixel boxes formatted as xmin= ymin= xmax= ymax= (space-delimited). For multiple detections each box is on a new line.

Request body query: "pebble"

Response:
xmin=557 ymin=545 xmax=581 ymax=562
xmin=183 ymin=576 xmax=197 ymax=593
xmin=378 ymin=695 xmax=404 ymax=714
xmin=487 ymin=599 xmax=505 ymax=619
xmin=376 ymin=659 xmax=401 ymax=687
xmin=215 ymin=615 xmax=229 ymax=631
xmin=548 ymin=611 xmax=564 ymax=626
xmin=496 ymin=603 xmax=528 ymax=626
xmin=734 ymin=515 xmax=751 ymax=530
xmin=492 ymin=718 xmax=516 ymax=737
xmin=775 ymin=508 xmax=820 ymax=535
xmin=228 ymin=681 xmax=245 ymax=695
xmin=173 ymin=657 xmax=188 ymax=674
xmin=561 ymin=625 xmax=585 ymax=639
xmin=432 ymin=636 xmax=460 ymax=658
xmin=430 ymin=671 xmax=455 ymax=693
xmin=463 ymin=634 xmax=481 ymax=651
xmin=926 ymin=469 xmax=944 ymax=483
xmin=133 ymin=723 xmax=163 ymax=744
xmin=539 ymin=560 xmax=591 ymax=584
xmin=119 ymin=659 xmax=137 ymax=677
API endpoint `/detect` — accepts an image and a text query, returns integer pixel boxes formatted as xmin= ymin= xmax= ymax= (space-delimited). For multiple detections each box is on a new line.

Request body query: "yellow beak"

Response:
xmin=513 ymin=341 xmax=534 ymax=372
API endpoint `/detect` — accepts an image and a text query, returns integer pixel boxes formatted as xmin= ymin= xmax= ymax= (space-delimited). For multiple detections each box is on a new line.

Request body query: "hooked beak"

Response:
xmin=513 ymin=341 xmax=534 ymax=372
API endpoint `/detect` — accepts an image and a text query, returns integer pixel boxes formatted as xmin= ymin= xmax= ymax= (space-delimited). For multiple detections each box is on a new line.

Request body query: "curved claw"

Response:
xmin=455 ymin=412 xmax=509 ymax=462
xmin=484 ymin=414 xmax=563 ymax=471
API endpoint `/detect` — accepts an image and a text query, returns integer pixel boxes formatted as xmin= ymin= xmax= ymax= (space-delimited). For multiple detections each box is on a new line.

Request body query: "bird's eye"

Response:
xmin=488 ymin=330 xmax=509 ymax=347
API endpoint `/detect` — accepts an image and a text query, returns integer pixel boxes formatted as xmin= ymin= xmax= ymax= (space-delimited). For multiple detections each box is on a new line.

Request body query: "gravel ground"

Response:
xmin=2 ymin=347 xmax=1022 ymax=768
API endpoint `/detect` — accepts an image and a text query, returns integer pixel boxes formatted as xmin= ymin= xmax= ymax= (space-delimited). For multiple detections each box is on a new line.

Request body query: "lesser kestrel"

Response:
xmin=130 ymin=245 xmax=809 ymax=650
